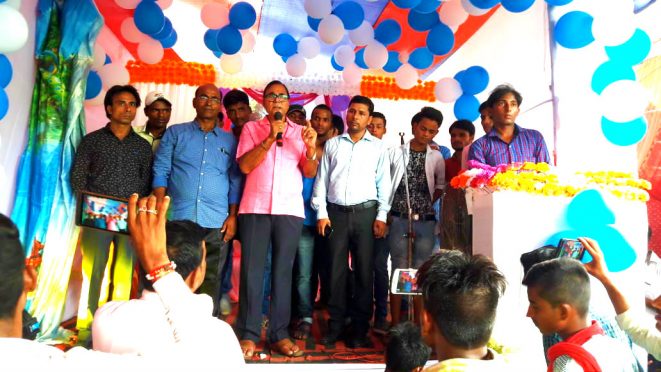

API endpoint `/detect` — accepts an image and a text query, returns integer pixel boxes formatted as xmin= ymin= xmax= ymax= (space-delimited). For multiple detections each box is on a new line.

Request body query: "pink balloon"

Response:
xmin=395 ymin=64 xmax=419 ymax=90
xmin=201 ymin=3 xmax=230 ymax=29
xmin=115 ymin=0 xmax=140 ymax=10
xmin=120 ymin=17 xmax=147 ymax=43
xmin=342 ymin=64 xmax=363 ymax=85
xmin=137 ymin=39 xmax=164 ymax=64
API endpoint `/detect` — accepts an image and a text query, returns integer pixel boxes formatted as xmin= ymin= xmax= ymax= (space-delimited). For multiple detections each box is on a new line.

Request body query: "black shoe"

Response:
xmin=346 ymin=334 xmax=373 ymax=349
xmin=320 ymin=329 xmax=343 ymax=346
xmin=372 ymin=318 xmax=390 ymax=335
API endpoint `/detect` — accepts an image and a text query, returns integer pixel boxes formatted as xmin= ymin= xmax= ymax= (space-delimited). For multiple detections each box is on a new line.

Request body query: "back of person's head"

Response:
xmin=372 ymin=111 xmax=387 ymax=125
xmin=449 ymin=119 xmax=475 ymax=136
xmin=385 ymin=322 xmax=431 ymax=372
xmin=349 ymin=95 xmax=374 ymax=115
xmin=411 ymin=106 xmax=443 ymax=127
xmin=222 ymin=89 xmax=249 ymax=108
xmin=486 ymin=84 xmax=523 ymax=108
xmin=332 ymin=114 xmax=345 ymax=135
xmin=417 ymin=251 xmax=506 ymax=349
xmin=0 ymin=214 xmax=25 ymax=319
xmin=522 ymin=258 xmax=590 ymax=317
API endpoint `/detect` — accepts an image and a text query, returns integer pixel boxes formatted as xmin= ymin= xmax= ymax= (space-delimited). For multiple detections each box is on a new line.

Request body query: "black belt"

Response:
xmin=391 ymin=211 xmax=436 ymax=221
xmin=327 ymin=200 xmax=377 ymax=213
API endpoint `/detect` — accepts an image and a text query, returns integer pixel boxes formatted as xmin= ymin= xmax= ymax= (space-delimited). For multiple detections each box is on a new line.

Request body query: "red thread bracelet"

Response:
xmin=145 ymin=261 xmax=177 ymax=282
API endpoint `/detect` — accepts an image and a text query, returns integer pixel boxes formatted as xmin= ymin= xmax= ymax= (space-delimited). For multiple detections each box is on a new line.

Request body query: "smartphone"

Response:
xmin=76 ymin=191 xmax=130 ymax=235
xmin=557 ymin=238 xmax=585 ymax=260
xmin=323 ymin=225 xmax=334 ymax=239
xmin=391 ymin=268 xmax=421 ymax=296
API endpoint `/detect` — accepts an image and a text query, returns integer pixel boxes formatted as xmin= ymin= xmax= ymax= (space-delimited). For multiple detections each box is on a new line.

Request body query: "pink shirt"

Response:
xmin=236 ymin=117 xmax=307 ymax=218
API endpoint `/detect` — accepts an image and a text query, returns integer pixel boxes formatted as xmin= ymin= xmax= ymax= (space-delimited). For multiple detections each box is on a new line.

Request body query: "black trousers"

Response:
xmin=198 ymin=228 xmax=230 ymax=317
xmin=236 ymin=214 xmax=303 ymax=343
xmin=326 ymin=203 xmax=377 ymax=336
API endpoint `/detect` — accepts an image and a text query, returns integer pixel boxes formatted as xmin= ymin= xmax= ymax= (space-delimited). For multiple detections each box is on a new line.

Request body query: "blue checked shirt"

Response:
xmin=152 ymin=121 xmax=242 ymax=229
xmin=468 ymin=124 xmax=550 ymax=166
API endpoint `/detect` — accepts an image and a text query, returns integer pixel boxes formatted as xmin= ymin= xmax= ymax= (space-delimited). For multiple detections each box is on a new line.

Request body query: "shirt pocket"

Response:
xmin=210 ymin=145 xmax=232 ymax=174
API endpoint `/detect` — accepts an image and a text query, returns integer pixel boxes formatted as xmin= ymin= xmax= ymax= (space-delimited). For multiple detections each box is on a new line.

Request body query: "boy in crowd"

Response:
xmin=385 ymin=322 xmax=431 ymax=372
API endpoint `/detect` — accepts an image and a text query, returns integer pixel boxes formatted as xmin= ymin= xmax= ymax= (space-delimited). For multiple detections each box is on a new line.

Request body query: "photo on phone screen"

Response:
xmin=76 ymin=192 xmax=130 ymax=235
xmin=391 ymin=268 xmax=421 ymax=296
xmin=557 ymin=238 xmax=585 ymax=260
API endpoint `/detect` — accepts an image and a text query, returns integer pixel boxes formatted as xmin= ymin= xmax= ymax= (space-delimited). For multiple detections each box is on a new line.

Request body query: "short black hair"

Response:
xmin=104 ymin=85 xmax=141 ymax=118
xmin=263 ymin=80 xmax=290 ymax=97
xmin=385 ymin=322 xmax=431 ymax=372
xmin=332 ymin=114 xmax=345 ymax=135
xmin=411 ymin=106 xmax=443 ymax=128
xmin=486 ymin=84 xmax=523 ymax=108
xmin=312 ymin=104 xmax=332 ymax=116
xmin=522 ymin=258 xmax=590 ymax=317
xmin=141 ymin=220 xmax=207 ymax=291
xmin=349 ymin=95 xmax=374 ymax=115
xmin=0 ymin=214 xmax=25 ymax=319
xmin=417 ymin=251 xmax=506 ymax=349
xmin=371 ymin=112 xmax=386 ymax=126
xmin=222 ymin=89 xmax=249 ymax=109
xmin=449 ymin=119 xmax=475 ymax=136
xmin=479 ymin=101 xmax=489 ymax=113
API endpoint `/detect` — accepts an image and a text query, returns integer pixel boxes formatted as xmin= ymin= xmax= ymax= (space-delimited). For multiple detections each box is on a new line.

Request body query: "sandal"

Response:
xmin=271 ymin=338 xmax=304 ymax=357
xmin=292 ymin=320 xmax=311 ymax=340
xmin=239 ymin=339 xmax=256 ymax=360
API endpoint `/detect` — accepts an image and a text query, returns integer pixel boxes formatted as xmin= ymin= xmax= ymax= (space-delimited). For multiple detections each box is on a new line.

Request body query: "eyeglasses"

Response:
xmin=264 ymin=93 xmax=290 ymax=102
xmin=197 ymin=95 xmax=221 ymax=104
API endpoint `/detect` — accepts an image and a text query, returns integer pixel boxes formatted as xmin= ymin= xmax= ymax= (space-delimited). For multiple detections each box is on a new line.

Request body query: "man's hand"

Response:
xmin=221 ymin=215 xmax=237 ymax=242
xmin=302 ymin=120 xmax=317 ymax=154
xmin=373 ymin=220 xmax=386 ymax=239
xmin=579 ymin=237 xmax=608 ymax=282
xmin=317 ymin=218 xmax=331 ymax=237
xmin=128 ymin=194 xmax=170 ymax=272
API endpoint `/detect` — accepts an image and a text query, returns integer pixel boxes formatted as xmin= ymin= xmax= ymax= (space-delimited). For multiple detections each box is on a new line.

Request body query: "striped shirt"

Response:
xmin=468 ymin=124 xmax=550 ymax=166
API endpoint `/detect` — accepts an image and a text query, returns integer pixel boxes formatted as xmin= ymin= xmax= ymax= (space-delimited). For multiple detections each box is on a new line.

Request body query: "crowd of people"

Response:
xmin=1 ymin=79 xmax=658 ymax=371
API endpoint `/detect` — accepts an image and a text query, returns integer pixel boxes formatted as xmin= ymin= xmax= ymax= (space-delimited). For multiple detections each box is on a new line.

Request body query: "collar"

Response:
xmin=140 ymin=124 xmax=164 ymax=139
xmin=487 ymin=124 xmax=521 ymax=138
xmin=340 ymin=130 xmax=375 ymax=143
xmin=104 ymin=123 xmax=138 ymax=140
xmin=258 ymin=115 xmax=297 ymax=129
xmin=193 ymin=120 xmax=222 ymax=136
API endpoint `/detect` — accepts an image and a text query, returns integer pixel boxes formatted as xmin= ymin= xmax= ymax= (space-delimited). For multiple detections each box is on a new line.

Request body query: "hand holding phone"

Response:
xmin=557 ymin=238 xmax=585 ymax=260
xmin=76 ymin=191 xmax=130 ymax=235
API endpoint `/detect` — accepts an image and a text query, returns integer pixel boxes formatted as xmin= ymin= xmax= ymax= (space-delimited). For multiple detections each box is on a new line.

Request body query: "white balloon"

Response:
xmin=120 ymin=17 xmax=148 ymax=43
xmin=304 ymin=0 xmax=332 ymax=19
xmin=157 ymin=0 xmax=173 ymax=10
xmin=318 ymin=15 xmax=345 ymax=45
xmin=600 ymin=80 xmax=650 ymax=123
xmin=286 ymin=54 xmax=306 ymax=77
xmin=97 ymin=63 xmax=130 ymax=89
xmin=349 ymin=21 xmax=374 ymax=47
xmin=0 ymin=5 xmax=29 ymax=53
xmin=201 ymin=3 xmax=230 ymax=29
xmin=92 ymin=44 xmax=106 ymax=70
xmin=334 ymin=45 xmax=355 ymax=67
xmin=86 ymin=89 xmax=106 ymax=105
xmin=395 ymin=64 xmax=419 ymax=90
xmin=115 ymin=0 xmax=140 ymax=9
xmin=2 ymin=0 xmax=22 ymax=9
xmin=592 ymin=16 xmax=635 ymax=47
xmin=137 ymin=39 xmax=164 ymax=64
xmin=220 ymin=53 xmax=243 ymax=74
xmin=364 ymin=41 xmax=388 ymax=69
xmin=298 ymin=37 xmax=321 ymax=59
xmin=460 ymin=0 xmax=489 ymax=15
xmin=240 ymin=31 xmax=255 ymax=53
xmin=342 ymin=64 xmax=363 ymax=85
xmin=434 ymin=77 xmax=463 ymax=102
xmin=439 ymin=0 xmax=469 ymax=29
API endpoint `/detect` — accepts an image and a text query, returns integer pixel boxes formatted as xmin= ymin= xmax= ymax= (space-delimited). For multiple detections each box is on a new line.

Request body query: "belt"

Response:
xmin=391 ymin=211 xmax=436 ymax=222
xmin=327 ymin=200 xmax=378 ymax=213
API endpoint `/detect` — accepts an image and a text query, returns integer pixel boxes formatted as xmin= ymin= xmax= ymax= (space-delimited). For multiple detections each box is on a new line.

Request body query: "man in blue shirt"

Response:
xmin=152 ymin=84 xmax=242 ymax=316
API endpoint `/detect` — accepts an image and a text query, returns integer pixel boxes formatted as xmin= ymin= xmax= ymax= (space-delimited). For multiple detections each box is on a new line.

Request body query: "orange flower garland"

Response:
xmin=126 ymin=60 xmax=217 ymax=86
xmin=360 ymin=75 xmax=436 ymax=101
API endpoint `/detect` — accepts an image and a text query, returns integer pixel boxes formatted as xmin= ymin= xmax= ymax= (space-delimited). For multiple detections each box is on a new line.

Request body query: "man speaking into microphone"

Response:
xmin=235 ymin=81 xmax=317 ymax=358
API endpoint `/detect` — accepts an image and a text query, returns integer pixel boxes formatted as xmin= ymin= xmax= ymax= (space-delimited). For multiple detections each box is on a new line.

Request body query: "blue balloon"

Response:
xmin=545 ymin=0 xmax=572 ymax=5
xmin=554 ymin=11 xmax=594 ymax=49
xmin=461 ymin=65 xmax=489 ymax=95
xmin=331 ymin=55 xmax=345 ymax=71
xmin=605 ymin=28 xmax=651 ymax=66
xmin=601 ymin=116 xmax=647 ymax=146
xmin=332 ymin=1 xmax=365 ymax=30
xmin=273 ymin=33 xmax=297 ymax=58
xmin=204 ymin=29 xmax=220 ymax=51
xmin=151 ymin=18 xmax=172 ymax=39
xmin=355 ymin=48 xmax=367 ymax=69
xmin=454 ymin=70 xmax=466 ymax=86
xmin=414 ymin=0 xmax=442 ymax=13
xmin=104 ymin=54 xmax=111 ymax=65
xmin=160 ymin=29 xmax=178 ymax=49
xmin=501 ymin=0 xmax=534 ymax=12
xmin=0 ymin=54 xmax=12 ymax=88
xmin=383 ymin=51 xmax=402 ymax=73
xmin=0 ymin=88 xmax=8 ymax=120
xmin=392 ymin=0 xmax=422 ymax=9
xmin=408 ymin=9 xmax=439 ymax=32
xmin=308 ymin=16 xmax=321 ymax=32
xmin=229 ymin=2 xmax=256 ymax=30
xmin=216 ymin=25 xmax=242 ymax=55
xmin=468 ymin=0 xmax=500 ymax=10
xmin=408 ymin=47 xmax=434 ymax=69
xmin=453 ymin=94 xmax=480 ymax=121
xmin=134 ymin=1 xmax=165 ymax=35
xmin=374 ymin=19 xmax=402 ymax=46
xmin=213 ymin=50 xmax=223 ymax=58
xmin=85 ymin=71 xmax=102 ymax=100
xmin=590 ymin=61 xmax=635 ymax=94
xmin=426 ymin=23 xmax=454 ymax=55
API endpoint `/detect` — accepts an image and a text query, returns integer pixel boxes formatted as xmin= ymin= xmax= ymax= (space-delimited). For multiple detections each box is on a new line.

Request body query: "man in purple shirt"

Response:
xmin=468 ymin=84 xmax=550 ymax=167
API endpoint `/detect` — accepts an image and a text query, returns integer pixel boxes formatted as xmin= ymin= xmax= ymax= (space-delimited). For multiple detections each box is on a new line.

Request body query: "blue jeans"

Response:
xmin=262 ymin=245 xmax=272 ymax=316
xmin=294 ymin=225 xmax=315 ymax=321
xmin=388 ymin=216 xmax=436 ymax=270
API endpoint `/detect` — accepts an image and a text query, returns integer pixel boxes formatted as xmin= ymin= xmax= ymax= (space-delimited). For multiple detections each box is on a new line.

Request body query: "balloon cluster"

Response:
xmin=84 ymin=44 xmax=113 ymax=105
xmin=272 ymin=34 xmax=320 ymax=78
xmin=450 ymin=65 xmax=489 ymax=121
xmin=201 ymin=1 xmax=257 ymax=75
xmin=0 ymin=54 xmax=11 ymax=120
xmin=126 ymin=60 xmax=216 ymax=86
xmin=0 ymin=2 xmax=29 ymax=120
xmin=116 ymin=0 xmax=176 ymax=65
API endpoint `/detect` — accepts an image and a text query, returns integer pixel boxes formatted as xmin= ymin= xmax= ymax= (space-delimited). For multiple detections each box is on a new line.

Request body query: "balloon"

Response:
xmin=160 ymin=29 xmax=178 ymax=49
xmin=137 ymin=38 xmax=164 ymax=64
xmin=157 ymin=0 xmax=173 ymax=9
xmin=501 ymin=0 xmax=534 ymax=12
xmin=454 ymin=70 xmax=466 ymax=86
xmin=120 ymin=17 xmax=147 ymax=44
xmin=115 ymin=0 xmax=140 ymax=9
xmin=374 ymin=19 xmax=402 ymax=46
xmin=605 ymin=28 xmax=651 ymax=66
xmin=554 ymin=11 xmax=594 ymax=49
xmin=364 ymin=41 xmax=388 ymax=69
xmin=308 ymin=16 xmax=321 ymax=32
xmin=468 ymin=0 xmax=500 ymax=10
xmin=414 ymin=0 xmax=442 ymax=13
xmin=298 ymin=37 xmax=320 ymax=59
xmin=349 ymin=21 xmax=374 ymax=47
xmin=332 ymin=1 xmax=365 ymax=30
xmin=85 ymin=71 xmax=102 ymax=100
xmin=86 ymin=88 xmax=106 ymax=106
xmin=383 ymin=51 xmax=402 ymax=73
xmin=204 ymin=29 xmax=220 ymax=51
xmin=0 ymin=5 xmax=28 ymax=53
xmin=439 ymin=0 xmax=469 ymax=29
xmin=460 ymin=0 xmax=489 ymax=15
xmin=599 ymin=80 xmax=650 ymax=123
xmin=355 ymin=48 xmax=368 ymax=69
xmin=201 ymin=2 xmax=229 ymax=29
xmin=408 ymin=47 xmax=434 ymax=69
xmin=342 ymin=64 xmax=363 ymax=85
xmin=286 ymin=54 xmax=306 ymax=77
xmin=545 ymin=0 xmax=573 ymax=5
xmin=318 ymin=15 xmax=345 ymax=45
xmin=601 ymin=116 xmax=647 ymax=147
xmin=408 ymin=9 xmax=439 ymax=32
xmin=399 ymin=51 xmax=410 ymax=64
xmin=0 ymin=54 xmax=12 ymax=88
xmin=151 ymin=18 xmax=173 ymax=39
xmin=590 ymin=61 xmax=635 ymax=95
xmin=334 ymin=45 xmax=355 ymax=67
xmin=592 ymin=14 xmax=635 ymax=47
xmin=91 ymin=44 xmax=106 ymax=70
xmin=273 ymin=33 xmax=298 ymax=58
xmin=330 ymin=55 xmax=345 ymax=71
xmin=392 ymin=0 xmax=423 ymax=9
xmin=217 ymin=25 xmax=243 ymax=55
xmin=213 ymin=50 xmax=223 ymax=58
xmin=426 ymin=23 xmax=454 ymax=55
xmin=134 ymin=1 xmax=165 ymax=35
xmin=104 ymin=55 xmax=112 ymax=65
xmin=434 ymin=77 xmax=463 ymax=103
xmin=220 ymin=53 xmax=243 ymax=74
xmin=453 ymin=94 xmax=480 ymax=121
xmin=229 ymin=2 xmax=256 ymax=30
xmin=0 ymin=88 xmax=8 ymax=120
xmin=395 ymin=64 xmax=419 ymax=90
xmin=97 ymin=63 xmax=130 ymax=88
xmin=460 ymin=65 xmax=489 ymax=95
xmin=240 ymin=30 xmax=255 ymax=53
xmin=304 ymin=0 xmax=332 ymax=19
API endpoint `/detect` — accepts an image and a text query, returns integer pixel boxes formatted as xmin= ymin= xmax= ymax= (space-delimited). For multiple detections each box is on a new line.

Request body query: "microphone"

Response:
xmin=274 ymin=111 xmax=284 ymax=147
xmin=399 ymin=132 xmax=405 ymax=145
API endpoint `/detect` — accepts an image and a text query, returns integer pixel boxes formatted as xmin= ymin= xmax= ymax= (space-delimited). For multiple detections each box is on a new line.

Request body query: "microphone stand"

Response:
xmin=398 ymin=132 xmax=415 ymax=322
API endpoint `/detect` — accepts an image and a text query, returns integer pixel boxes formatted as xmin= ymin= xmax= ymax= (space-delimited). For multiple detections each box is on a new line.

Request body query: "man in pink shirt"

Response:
xmin=235 ymin=80 xmax=318 ymax=358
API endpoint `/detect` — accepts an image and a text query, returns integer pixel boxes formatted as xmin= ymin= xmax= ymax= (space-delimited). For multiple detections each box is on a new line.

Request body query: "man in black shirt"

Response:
xmin=71 ymin=85 xmax=152 ymax=337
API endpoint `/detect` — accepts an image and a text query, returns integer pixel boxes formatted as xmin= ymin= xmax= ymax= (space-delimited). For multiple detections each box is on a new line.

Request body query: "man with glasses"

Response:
xmin=152 ymin=84 xmax=242 ymax=317
xmin=136 ymin=91 xmax=172 ymax=152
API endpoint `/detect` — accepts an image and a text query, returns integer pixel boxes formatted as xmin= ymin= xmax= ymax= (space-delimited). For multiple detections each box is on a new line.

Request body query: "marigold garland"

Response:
xmin=126 ymin=60 xmax=217 ymax=86
xmin=360 ymin=75 xmax=436 ymax=102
